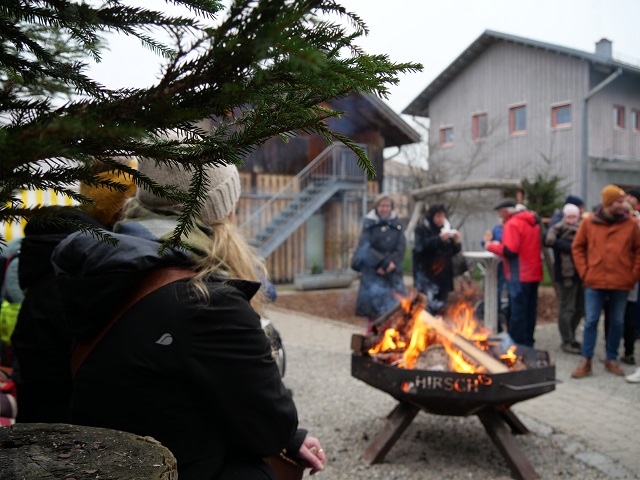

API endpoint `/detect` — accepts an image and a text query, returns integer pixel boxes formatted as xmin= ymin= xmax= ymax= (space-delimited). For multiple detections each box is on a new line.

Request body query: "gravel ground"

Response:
xmin=268 ymin=307 xmax=620 ymax=480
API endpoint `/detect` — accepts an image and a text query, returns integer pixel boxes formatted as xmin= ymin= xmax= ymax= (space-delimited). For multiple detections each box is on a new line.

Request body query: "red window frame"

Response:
xmin=552 ymin=104 xmax=572 ymax=128
xmin=473 ymin=113 xmax=488 ymax=140
xmin=509 ymin=105 xmax=526 ymax=135
xmin=440 ymin=127 xmax=453 ymax=146
xmin=633 ymin=109 xmax=640 ymax=132
xmin=613 ymin=105 xmax=625 ymax=129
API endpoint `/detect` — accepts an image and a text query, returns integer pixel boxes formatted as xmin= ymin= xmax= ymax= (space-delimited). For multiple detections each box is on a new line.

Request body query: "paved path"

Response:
xmin=266 ymin=305 xmax=640 ymax=479
xmin=512 ymin=321 xmax=640 ymax=478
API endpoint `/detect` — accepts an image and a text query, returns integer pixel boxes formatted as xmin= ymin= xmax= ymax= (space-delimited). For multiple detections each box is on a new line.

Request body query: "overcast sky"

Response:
xmin=90 ymin=0 xmax=639 ymax=115
xmin=342 ymin=0 xmax=640 ymax=113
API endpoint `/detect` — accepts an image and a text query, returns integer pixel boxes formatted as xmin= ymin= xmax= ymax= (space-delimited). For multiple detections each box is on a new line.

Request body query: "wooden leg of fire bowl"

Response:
xmin=500 ymin=408 xmax=530 ymax=435
xmin=477 ymin=408 xmax=540 ymax=480
xmin=361 ymin=402 xmax=420 ymax=465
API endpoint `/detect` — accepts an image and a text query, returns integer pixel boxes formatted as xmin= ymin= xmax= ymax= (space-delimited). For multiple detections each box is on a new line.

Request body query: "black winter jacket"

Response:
xmin=51 ymin=232 xmax=300 ymax=480
xmin=11 ymin=210 xmax=103 ymax=423
xmin=352 ymin=210 xmax=406 ymax=318
xmin=412 ymin=217 xmax=461 ymax=295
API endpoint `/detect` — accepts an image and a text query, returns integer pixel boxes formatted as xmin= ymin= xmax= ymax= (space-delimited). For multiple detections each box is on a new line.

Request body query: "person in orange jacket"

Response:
xmin=571 ymin=185 xmax=640 ymax=378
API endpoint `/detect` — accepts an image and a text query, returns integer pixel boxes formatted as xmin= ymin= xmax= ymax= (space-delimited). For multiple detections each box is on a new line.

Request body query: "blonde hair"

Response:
xmin=191 ymin=221 xmax=267 ymax=314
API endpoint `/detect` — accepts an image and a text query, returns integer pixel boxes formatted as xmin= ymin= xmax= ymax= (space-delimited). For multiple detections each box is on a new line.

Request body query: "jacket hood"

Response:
xmin=19 ymin=209 xmax=105 ymax=290
xmin=508 ymin=210 xmax=538 ymax=226
xmin=364 ymin=209 xmax=400 ymax=227
xmin=51 ymin=231 xmax=189 ymax=339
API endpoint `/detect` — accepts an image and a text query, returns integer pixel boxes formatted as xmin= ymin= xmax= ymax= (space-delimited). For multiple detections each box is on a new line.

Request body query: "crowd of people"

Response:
xmin=1 ymin=167 xmax=639 ymax=475
xmin=353 ymin=185 xmax=640 ymax=385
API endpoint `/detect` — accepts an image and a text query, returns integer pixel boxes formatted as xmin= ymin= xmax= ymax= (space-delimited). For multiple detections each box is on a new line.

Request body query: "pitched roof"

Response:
xmin=330 ymin=93 xmax=421 ymax=147
xmin=403 ymin=30 xmax=640 ymax=117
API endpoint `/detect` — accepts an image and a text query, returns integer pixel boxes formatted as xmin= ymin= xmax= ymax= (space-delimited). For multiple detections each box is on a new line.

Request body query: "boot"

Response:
xmin=604 ymin=359 xmax=624 ymax=376
xmin=571 ymin=357 xmax=592 ymax=378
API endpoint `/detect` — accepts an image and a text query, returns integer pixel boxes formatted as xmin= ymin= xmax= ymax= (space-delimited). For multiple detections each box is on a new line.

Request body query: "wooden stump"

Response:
xmin=0 ymin=423 xmax=177 ymax=479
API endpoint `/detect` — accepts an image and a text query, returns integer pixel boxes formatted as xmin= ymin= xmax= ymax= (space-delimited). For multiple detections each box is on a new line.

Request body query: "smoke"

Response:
xmin=414 ymin=271 xmax=445 ymax=315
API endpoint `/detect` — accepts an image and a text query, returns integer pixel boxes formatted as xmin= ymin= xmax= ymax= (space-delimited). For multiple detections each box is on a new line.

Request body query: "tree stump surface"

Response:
xmin=0 ymin=423 xmax=177 ymax=480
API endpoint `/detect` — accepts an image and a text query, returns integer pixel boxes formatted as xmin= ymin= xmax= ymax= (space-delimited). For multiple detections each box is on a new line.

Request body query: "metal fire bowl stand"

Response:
xmin=352 ymin=354 xmax=557 ymax=480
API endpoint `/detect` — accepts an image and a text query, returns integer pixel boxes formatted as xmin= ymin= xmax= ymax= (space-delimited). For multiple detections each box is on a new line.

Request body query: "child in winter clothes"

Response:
xmin=545 ymin=203 xmax=583 ymax=353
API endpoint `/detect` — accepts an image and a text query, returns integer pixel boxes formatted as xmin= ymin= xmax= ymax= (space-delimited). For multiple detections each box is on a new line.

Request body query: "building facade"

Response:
xmin=404 ymin=30 xmax=640 ymax=250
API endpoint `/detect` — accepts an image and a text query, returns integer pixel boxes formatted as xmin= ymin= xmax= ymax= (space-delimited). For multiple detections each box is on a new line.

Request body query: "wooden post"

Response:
xmin=0 ymin=423 xmax=177 ymax=479
xmin=477 ymin=409 xmax=540 ymax=480
xmin=361 ymin=402 xmax=420 ymax=465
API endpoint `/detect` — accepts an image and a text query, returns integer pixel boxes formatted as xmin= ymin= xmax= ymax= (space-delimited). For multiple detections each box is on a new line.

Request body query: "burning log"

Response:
xmin=417 ymin=310 xmax=509 ymax=374
xmin=372 ymin=292 xmax=428 ymax=334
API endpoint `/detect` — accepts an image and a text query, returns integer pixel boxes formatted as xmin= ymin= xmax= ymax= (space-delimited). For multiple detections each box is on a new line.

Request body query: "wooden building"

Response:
xmin=237 ymin=93 xmax=420 ymax=283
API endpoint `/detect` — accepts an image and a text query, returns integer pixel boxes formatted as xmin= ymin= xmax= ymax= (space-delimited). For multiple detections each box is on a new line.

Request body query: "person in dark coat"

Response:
xmin=51 ymin=160 xmax=325 ymax=480
xmin=352 ymin=194 xmax=406 ymax=331
xmin=544 ymin=203 xmax=584 ymax=354
xmin=10 ymin=208 xmax=104 ymax=423
xmin=412 ymin=204 xmax=462 ymax=315
xmin=11 ymin=158 xmax=138 ymax=423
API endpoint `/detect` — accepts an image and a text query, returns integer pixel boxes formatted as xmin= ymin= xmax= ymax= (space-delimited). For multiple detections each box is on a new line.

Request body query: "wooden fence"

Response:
xmin=238 ymin=172 xmax=379 ymax=283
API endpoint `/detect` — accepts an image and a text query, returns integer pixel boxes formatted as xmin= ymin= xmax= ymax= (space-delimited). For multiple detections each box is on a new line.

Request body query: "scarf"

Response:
xmin=114 ymin=199 xmax=215 ymax=263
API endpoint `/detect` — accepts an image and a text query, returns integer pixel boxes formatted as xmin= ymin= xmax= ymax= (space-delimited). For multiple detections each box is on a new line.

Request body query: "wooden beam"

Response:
xmin=411 ymin=178 xmax=523 ymax=201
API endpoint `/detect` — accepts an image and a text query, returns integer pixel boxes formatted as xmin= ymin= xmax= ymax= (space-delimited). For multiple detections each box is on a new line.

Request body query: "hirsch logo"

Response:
xmin=156 ymin=333 xmax=173 ymax=346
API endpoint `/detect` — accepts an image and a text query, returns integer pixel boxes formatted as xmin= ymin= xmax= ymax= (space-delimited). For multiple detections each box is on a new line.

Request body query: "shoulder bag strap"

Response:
xmin=70 ymin=266 xmax=196 ymax=378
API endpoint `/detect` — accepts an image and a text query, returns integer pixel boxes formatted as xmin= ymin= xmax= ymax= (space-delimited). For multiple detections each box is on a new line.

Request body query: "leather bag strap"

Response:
xmin=70 ymin=267 xmax=195 ymax=378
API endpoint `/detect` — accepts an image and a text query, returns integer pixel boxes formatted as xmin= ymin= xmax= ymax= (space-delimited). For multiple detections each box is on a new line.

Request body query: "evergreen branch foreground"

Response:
xmin=0 ymin=0 xmax=422 ymax=248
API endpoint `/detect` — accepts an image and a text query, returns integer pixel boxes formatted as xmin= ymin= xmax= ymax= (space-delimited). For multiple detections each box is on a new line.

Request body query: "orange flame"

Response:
xmin=398 ymin=317 xmax=430 ymax=369
xmin=368 ymin=328 xmax=406 ymax=355
xmin=499 ymin=345 xmax=518 ymax=368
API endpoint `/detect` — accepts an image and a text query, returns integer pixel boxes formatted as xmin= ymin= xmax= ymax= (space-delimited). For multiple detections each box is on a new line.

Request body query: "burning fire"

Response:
xmin=368 ymin=294 xmax=519 ymax=374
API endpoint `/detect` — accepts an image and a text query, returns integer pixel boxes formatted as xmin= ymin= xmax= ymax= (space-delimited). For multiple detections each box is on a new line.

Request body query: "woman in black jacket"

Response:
xmin=352 ymin=195 xmax=406 ymax=331
xmin=412 ymin=204 xmax=462 ymax=314
xmin=52 ymin=160 xmax=325 ymax=480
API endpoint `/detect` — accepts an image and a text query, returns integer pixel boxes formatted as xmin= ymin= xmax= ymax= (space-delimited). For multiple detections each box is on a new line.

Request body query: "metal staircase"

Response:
xmin=241 ymin=144 xmax=368 ymax=258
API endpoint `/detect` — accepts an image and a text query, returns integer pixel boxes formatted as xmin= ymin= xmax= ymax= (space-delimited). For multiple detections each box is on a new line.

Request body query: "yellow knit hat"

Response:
xmin=601 ymin=184 xmax=625 ymax=208
xmin=79 ymin=158 xmax=138 ymax=227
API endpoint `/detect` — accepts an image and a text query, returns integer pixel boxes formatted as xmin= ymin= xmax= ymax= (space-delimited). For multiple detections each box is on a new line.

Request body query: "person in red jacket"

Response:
xmin=571 ymin=184 xmax=640 ymax=379
xmin=485 ymin=203 xmax=543 ymax=346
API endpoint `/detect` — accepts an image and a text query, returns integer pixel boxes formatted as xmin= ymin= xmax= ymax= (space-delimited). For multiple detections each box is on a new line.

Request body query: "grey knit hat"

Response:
xmin=137 ymin=160 xmax=241 ymax=224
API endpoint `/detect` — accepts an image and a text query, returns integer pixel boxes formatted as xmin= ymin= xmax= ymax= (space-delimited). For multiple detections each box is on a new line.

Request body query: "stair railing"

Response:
xmin=240 ymin=144 xmax=367 ymax=239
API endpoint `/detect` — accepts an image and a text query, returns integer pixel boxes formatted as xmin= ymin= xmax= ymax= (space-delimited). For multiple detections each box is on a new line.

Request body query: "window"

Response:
xmin=509 ymin=105 xmax=526 ymax=134
xmin=473 ymin=113 xmax=488 ymax=140
xmin=440 ymin=127 xmax=453 ymax=146
xmin=633 ymin=109 xmax=640 ymax=132
xmin=613 ymin=105 xmax=625 ymax=129
xmin=552 ymin=104 xmax=572 ymax=128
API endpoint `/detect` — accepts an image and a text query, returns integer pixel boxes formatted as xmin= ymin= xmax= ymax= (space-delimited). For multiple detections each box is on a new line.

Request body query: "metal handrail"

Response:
xmin=240 ymin=144 xmax=367 ymax=238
